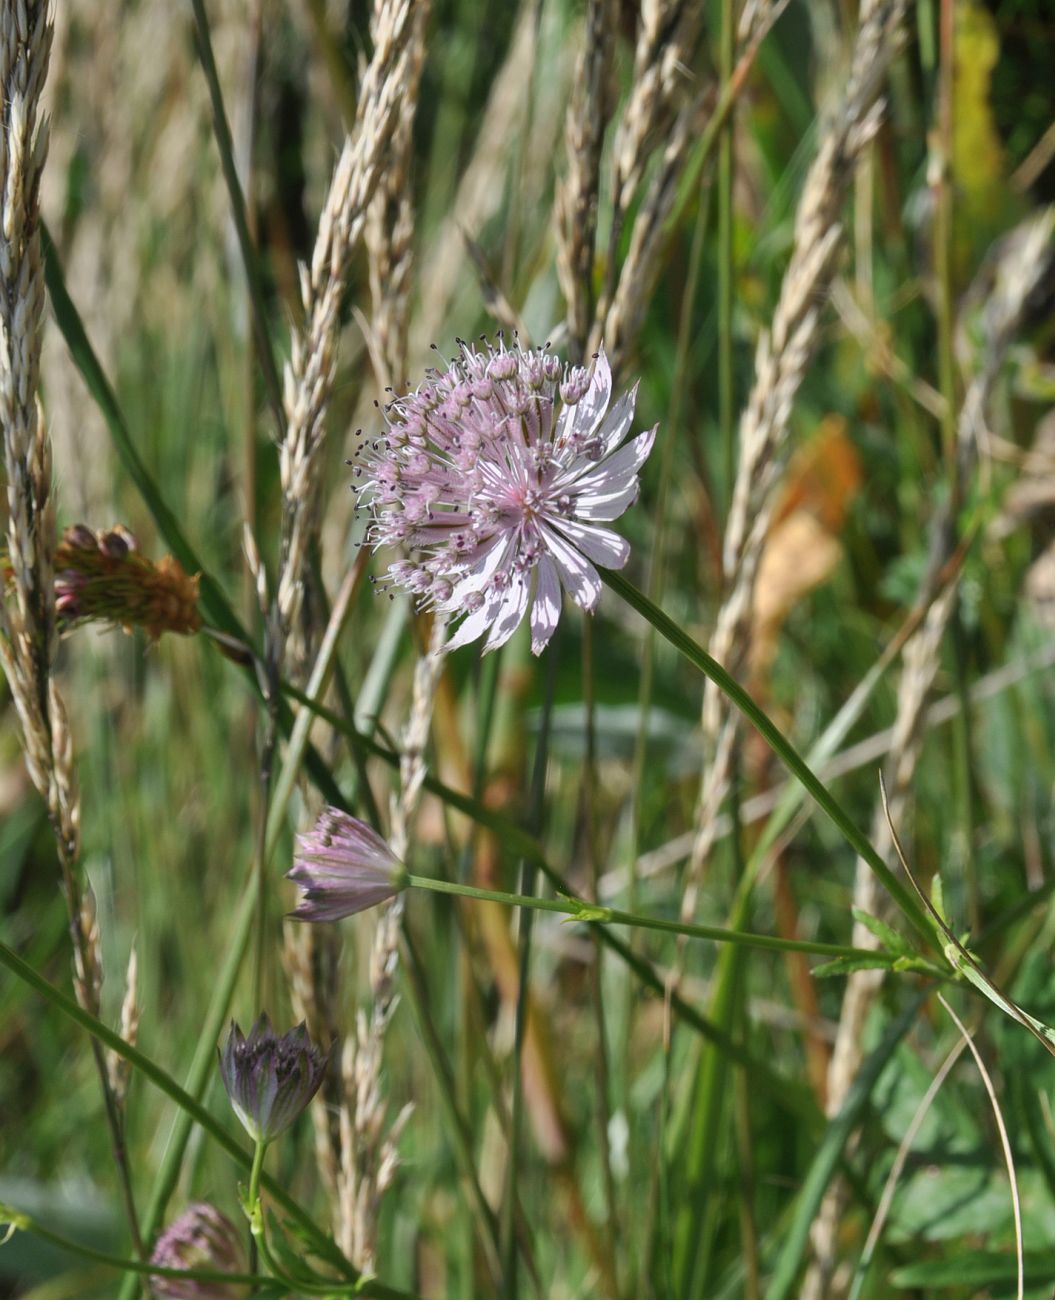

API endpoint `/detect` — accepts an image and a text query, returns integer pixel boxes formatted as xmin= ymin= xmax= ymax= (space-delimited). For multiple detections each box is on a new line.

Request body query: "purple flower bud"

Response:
xmin=287 ymin=806 xmax=407 ymax=923
xmin=149 ymin=1202 xmax=245 ymax=1298
xmin=488 ymin=352 xmax=518 ymax=381
xmin=98 ymin=527 xmax=136 ymax=559
xmin=559 ymin=367 xmax=590 ymax=404
xmin=218 ymin=1014 xmax=329 ymax=1144
xmin=63 ymin=524 xmax=98 ymax=552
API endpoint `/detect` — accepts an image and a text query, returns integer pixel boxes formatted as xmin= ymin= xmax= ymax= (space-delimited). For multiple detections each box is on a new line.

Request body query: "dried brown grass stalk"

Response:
xmin=278 ymin=0 xmax=429 ymax=1240
xmin=364 ymin=0 xmax=430 ymax=390
xmin=597 ymin=85 xmax=710 ymax=375
xmin=555 ymin=0 xmax=615 ymax=361
xmin=337 ymin=613 xmax=448 ymax=1268
xmin=683 ymin=0 xmax=906 ymax=907
xmin=0 ymin=0 xmax=144 ymax=1260
xmin=587 ymin=0 xmax=785 ymax=378
xmin=587 ymin=0 xmax=705 ymax=373
xmin=276 ymin=0 xmax=415 ymax=662
xmin=805 ymin=206 xmax=1055 ymax=1299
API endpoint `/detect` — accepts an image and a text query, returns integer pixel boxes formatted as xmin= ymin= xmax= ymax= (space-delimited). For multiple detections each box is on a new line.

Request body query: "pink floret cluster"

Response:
xmin=353 ymin=340 xmax=656 ymax=654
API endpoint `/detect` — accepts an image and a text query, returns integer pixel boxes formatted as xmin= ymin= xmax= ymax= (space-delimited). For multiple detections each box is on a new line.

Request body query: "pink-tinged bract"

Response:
xmin=353 ymin=341 xmax=657 ymax=653
xmin=287 ymin=805 xmax=406 ymax=923
xmin=218 ymin=1013 xmax=328 ymax=1144
xmin=149 ymin=1201 xmax=246 ymax=1298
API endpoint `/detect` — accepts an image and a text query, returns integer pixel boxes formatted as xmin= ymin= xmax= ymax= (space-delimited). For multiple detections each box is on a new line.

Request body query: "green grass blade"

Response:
xmin=763 ymin=991 xmax=928 ymax=1300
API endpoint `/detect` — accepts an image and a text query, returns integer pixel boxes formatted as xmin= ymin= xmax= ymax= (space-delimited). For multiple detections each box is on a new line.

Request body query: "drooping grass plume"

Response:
xmin=0 ymin=0 xmax=146 ymax=1260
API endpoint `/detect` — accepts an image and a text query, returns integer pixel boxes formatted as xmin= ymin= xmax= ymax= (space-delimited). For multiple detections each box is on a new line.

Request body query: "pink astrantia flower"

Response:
xmin=149 ymin=1201 xmax=246 ymax=1298
xmin=287 ymin=806 xmax=407 ymax=923
xmin=353 ymin=341 xmax=657 ymax=654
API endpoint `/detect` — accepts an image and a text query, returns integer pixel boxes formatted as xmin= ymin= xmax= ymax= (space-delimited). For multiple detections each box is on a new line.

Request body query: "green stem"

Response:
xmin=406 ymin=875 xmax=887 ymax=961
xmin=247 ymin=1137 xmax=268 ymax=1273
xmin=600 ymin=570 xmax=935 ymax=945
xmin=242 ymin=1137 xmax=418 ymax=1299
xmin=0 ymin=936 xmax=358 ymax=1286
xmin=0 ymin=1205 xmax=265 ymax=1290
xmin=933 ymin=0 xmax=957 ymax=484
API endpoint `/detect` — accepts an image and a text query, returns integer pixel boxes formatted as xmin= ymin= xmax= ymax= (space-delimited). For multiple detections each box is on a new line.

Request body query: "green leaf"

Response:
xmin=851 ymin=907 xmax=913 ymax=957
xmin=891 ymin=955 xmax=947 ymax=977
xmin=891 ymin=1251 xmax=1055 ymax=1287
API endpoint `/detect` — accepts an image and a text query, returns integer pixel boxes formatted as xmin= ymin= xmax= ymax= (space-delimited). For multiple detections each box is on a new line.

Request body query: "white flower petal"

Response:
xmin=568 ymin=347 xmax=613 ymax=443
xmin=484 ymin=575 xmax=530 ymax=653
xmin=596 ymin=383 xmax=639 ymax=456
xmin=444 ymin=533 xmax=513 ymax=606
xmin=550 ymin=518 xmax=630 ymax=570
xmin=573 ymin=483 xmax=641 ymax=521
xmin=540 ymin=523 xmax=602 ymax=611
xmin=570 ymin=425 xmax=657 ymax=498
xmin=530 ymin=556 xmax=562 ymax=655
xmin=446 ymin=597 xmax=500 ymax=651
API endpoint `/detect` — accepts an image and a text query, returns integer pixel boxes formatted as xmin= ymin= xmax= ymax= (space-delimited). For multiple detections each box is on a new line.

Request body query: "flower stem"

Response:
xmin=406 ymin=875 xmax=886 ymax=962
xmin=0 ymin=1204 xmax=264 ymax=1291
xmin=248 ymin=1139 xmax=267 ymax=1218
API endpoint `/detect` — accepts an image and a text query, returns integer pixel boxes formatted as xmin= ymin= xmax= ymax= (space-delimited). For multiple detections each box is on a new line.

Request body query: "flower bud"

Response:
xmin=218 ymin=1014 xmax=329 ymax=1144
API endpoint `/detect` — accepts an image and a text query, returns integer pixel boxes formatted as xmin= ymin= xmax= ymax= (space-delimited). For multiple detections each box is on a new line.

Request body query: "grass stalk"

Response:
xmin=189 ymin=0 xmax=286 ymax=437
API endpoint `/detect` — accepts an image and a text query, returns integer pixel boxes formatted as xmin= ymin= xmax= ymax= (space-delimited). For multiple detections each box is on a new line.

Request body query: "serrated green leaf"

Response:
xmin=851 ymin=907 xmax=913 ymax=956
xmin=891 ymin=955 xmax=947 ymax=977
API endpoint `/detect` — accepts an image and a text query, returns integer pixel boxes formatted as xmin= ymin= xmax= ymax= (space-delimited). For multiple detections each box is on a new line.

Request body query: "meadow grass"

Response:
xmin=3 ymin=0 xmax=1055 ymax=1297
